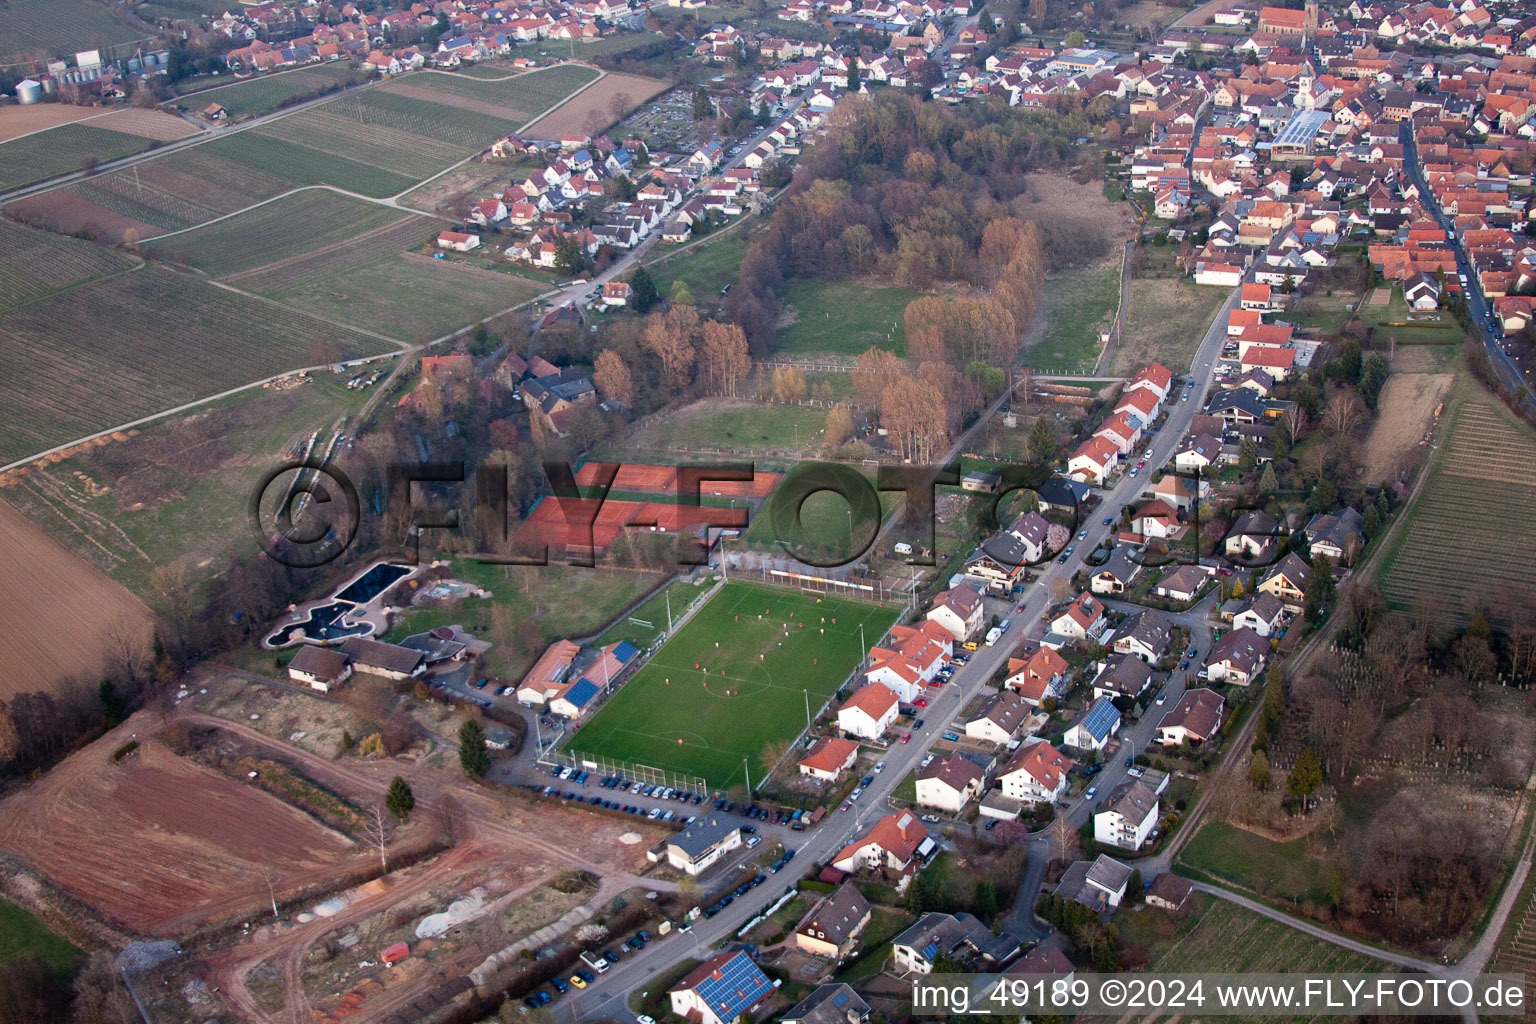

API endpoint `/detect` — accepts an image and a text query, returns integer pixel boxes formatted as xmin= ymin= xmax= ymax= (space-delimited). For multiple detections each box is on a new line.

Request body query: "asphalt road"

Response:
xmin=552 ymin=279 xmax=1244 ymax=1017
xmin=1399 ymin=122 xmax=1526 ymax=400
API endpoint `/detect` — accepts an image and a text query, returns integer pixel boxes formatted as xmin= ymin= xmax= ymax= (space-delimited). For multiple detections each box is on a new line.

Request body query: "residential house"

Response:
xmin=287 ymin=644 xmax=352 ymax=692
xmin=664 ymin=814 xmax=743 ymax=876
xmin=1091 ymin=653 xmax=1154 ymax=702
xmin=997 ymin=739 xmax=1073 ymax=805
xmin=837 ymin=683 xmax=899 ymax=741
xmin=1003 ymin=647 xmax=1070 ymax=706
xmin=892 ymin=913 xmax=1021 ymax=974
xmin=1054 ymin=854 xmax=1135 ymax=912
xmin=864 ymin=620 xmax=951 ymax=701
xmin=794 ymin=883 xmax=872 ymax=959
xmin=1204 ymin=626 xmax=1268 ymax=685
xmin=1068 ymin=435 xmax=1120 ymax=484
xmin=1063 ymin=696 xmax=1122 ymax=753
xmin=1153 ymin=473 xmax=1209 ymax=512
xmin=1226 ymin=509 xmax=1283 ymax=560
xmin=601 ymin=281 xmax=631 ymax=306
xmin=983 ymin=511 xmax=1051 ymax=567
xmin=926 ymin=584 xmax=984 ymax=641
xmin=1093 ymin=779 xmax=1160 ymax=850
xmin=668 ymin=951 xmax=774 ymax=1024
xmin=1156 ymin=687 xmax=1225 ymax=746
xmin=1152 ymin=563 xmax=1210 ymax=604
xmin=799 ymin=736 xmax=859 ymax=782
xmin=1145 ymin=873 xmax=1194 ymax=912
xmin=965 ymin=691 xmax=1031 ymax=746
xmin=1257 ymin=551 xmax=1311 ymax=612
xmin=1231 ymin=592 xmax=1286 ymax=636
xmin=831 ymin=811 xmax=932 ymax=873
xmin=436 ymin=230 xmax=481 ymax=251
xmin=782 ymin=985 xmax=870 ymax=1024
xmin=1114 ymin=610 xmax=1173 ymax=663
xmin=1305 ymin=507 xmax=1364 ymax=563
xmin=1090 ymin=547 xmax=1142 ymax=596
xmin=916 ymin=753 xmax=986 ymax=814
xmin=1050 ymin=593 xmax=1107 ymax=642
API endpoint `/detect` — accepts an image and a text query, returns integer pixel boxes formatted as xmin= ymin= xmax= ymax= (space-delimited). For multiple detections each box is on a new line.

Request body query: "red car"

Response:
xmin=901 ymin=732 xmax=911 ymax=743
xmin=914 ymin=698 xmax=928 ymax=707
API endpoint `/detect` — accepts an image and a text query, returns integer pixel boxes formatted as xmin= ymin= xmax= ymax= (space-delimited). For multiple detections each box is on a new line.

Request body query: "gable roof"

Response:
xmin=671 ymin=951 xmax=774 ymax=1020
xmin=1002 ymin=739 xmax=1072 ymax=789
xmin=840 ymin=682 xmax=898 ymax=720
xmin=799 ymin=736 xmax=859 ymax=774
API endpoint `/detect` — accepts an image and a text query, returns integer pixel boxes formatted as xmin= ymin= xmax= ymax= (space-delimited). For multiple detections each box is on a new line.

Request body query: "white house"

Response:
xmin=926 ymin=584 xmax=984 ymax=641
xmin=1204 ymin=626 xmax=1268 ymax=685
xmin=965 ymin=691 xmax=1031 ymax=746
xmin=915 ymin=754 xmax=985 ymax=814
xmin=1093 ymin=779 xmax=1159 ymax=850
xmin=664 ymin=814 xmax=743 ymax=876
xmin=798 ymin=736 xmax=859 ymax=781
xmin=1156 ymin=688 xmax=1225 ymax=747
xmin=1050 ymin=593 xmax=1107 ymax=642
xmin=997 ymin=739 xmax=1073 ymax=805
xmin=837 ymin=683 xmax=899 ymax=741
xmin=1063 ymin=696 xmax=1122 ymax=753
xmin=668 ymin=952 xmax=774 ymax=1024
xmin=831 ymin=811 xmax=932 ymax=872
xmin=436 ymin=230 xmax=481 ymax=252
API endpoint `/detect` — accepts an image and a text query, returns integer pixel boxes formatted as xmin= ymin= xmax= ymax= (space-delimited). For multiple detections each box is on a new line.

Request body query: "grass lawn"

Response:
xmin=833 ymin=907 xmax=913 ymax=983
xmin=1373 ymin=287 xmax=1466 ymax=346
xmin=593 ymin=398 xmax=835 ymax=458
xmin=562 ymin=581 xmax=898 ymax=788
xmin=1110 ymin=277 xmax=1231 ymax=376
xmin=648 ymin=230 xmax=749 ymax=306
xmin=0 ymin=897 xmax=82 ymax=977
xmin=741 ymin=471 xmax=894 ymax=560
xmin=381 ymin=561 xmax=666 ymax=680
xmin=590 ymin=578 xmax=710 ymax=650
xmin=777 ymin=279 xmax=917 ymax=357
xmin=1285 ymin=290 xmax=1362 ymax=336
xmin=2 ymin=375 xmax=378 ymax=606
xmin=520 ymin=31 xmax=668 ymax=60
xmin=1177 ymin=820 xmax=1334 ymax=906
xmin=1024 ymin=259 xmax=1120 ymax=374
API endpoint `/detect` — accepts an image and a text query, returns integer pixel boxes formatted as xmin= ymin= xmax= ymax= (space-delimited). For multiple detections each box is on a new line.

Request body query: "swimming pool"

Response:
xmin=263 ymin=560 xmax=416 ymax=648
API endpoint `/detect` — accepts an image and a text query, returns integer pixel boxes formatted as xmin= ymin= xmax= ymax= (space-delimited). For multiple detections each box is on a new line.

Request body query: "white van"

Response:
xmin=984 ymin=626 xmax=1004 ymax=647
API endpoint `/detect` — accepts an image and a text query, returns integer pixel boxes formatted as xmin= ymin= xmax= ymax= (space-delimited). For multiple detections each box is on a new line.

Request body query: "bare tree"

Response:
xmin=1322 ymin=392 xmax=1366 ymax=438
xmin=1280 ymin=403 xmax=1307 ymax=446
xmin=370 ymin=805 xmax=390 ymax=872
xmin=607 ymin=90 xmax=634 ymax=124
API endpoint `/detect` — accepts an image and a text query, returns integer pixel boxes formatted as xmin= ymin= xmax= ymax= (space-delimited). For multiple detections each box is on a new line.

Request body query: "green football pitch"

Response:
xmin=562 ymin=582 xmax=899 ymax=789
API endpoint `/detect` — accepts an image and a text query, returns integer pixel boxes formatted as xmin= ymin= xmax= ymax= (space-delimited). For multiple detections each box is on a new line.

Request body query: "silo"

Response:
xmin=16 ymin=79 xmax=42 ymax=104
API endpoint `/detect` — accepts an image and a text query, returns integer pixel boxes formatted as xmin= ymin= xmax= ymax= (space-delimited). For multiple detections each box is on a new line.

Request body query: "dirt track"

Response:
xmin=0 ymin=497 xmax=155 ymax=699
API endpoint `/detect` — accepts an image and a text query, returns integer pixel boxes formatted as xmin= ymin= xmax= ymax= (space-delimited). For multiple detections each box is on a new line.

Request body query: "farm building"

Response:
xmin=437 ymin=231 xmax=481 ymax=251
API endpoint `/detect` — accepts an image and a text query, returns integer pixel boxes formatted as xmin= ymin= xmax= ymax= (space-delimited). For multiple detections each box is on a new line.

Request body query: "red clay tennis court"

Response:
xmin=513 ymin=498 xmax=747 ymax=557
xmin=571 ymin=462 xmax=779 ymax=498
